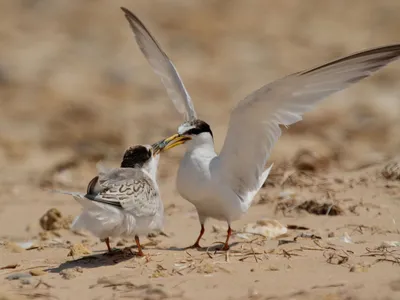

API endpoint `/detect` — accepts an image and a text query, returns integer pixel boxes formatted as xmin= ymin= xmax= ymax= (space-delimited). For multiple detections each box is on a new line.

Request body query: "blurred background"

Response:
xmin=1 ymin=3 xmax=400 ymax=297
xmin=1 ymin=0 xmax=400 ymax=190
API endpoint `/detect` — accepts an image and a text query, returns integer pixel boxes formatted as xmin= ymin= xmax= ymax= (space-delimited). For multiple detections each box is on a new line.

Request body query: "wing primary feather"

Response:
xmin=218 ymin=44 xmax=400 ymax=201
xmin=121 ymin=7 xmax=197 ymax=121
xmin=120 ymin=7 xmax=167 ymax=58
xmin=84 ymin=194 xmax=124 ymax=208
xmin=301 ymin=44 xmax=400 ymax=75
xmin=87 ymin=176 xmax=99 ymax=194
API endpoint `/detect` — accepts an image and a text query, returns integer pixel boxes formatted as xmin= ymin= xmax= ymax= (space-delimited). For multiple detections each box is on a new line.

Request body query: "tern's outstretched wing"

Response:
xmin=84 ymin=168 xmax=161 ymax=218
xmin=218 ymin=45 xmax=400 ymax=196
xmin=121 ymin=7 xmax=197 ymax=122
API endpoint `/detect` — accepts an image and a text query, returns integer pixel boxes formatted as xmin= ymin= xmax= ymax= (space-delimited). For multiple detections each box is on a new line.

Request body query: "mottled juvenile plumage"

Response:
xmin=52 ymin=144 xmax=165 ymax=256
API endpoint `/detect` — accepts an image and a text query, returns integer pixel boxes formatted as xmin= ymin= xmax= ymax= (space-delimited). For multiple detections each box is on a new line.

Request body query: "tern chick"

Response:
xmin=52 ymin=141 xmax=168 ymax=256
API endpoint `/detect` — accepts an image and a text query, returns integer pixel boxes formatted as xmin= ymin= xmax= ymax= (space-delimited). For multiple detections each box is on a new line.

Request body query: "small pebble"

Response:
xmin=16 ymin=241 xmax=35 ymax=250
xmin=334 ymin=178 xmax=344 ymax=184
xmin=20 ymin=278 xmax=32 ymax=285
xmin=382 ymin=161 xmax=400 ymax=180
xmin=5 ymin=242 xmax=24 ymax=253
xmin=60 ymin=267 xmax=83 ymax=280
xmin=248 ymin=287 xmax=260 ymax=299
xmin=0 ymin=263 xmax=19 ymax=270
xmin=389 ymin=279 xmax=400 ymax=291
xmin=381 ymin=241 xmax=400 ymax=247
xmin=349 ymin=264 xmax=369 ymax=273
xmin=67 ymin=243 xmax=92 ymax=257
xmin=6 ymin=273 xmax=32 ymax=280
xmin=30 ymin=268 xmax=47 ymax=276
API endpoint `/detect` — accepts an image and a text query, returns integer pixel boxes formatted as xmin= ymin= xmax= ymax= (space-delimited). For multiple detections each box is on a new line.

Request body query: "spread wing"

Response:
xmin=121 ymin=7 xmax=197 ymax=122
xmin=85 ymin=168 xmax=160 ymax=217
xmin=218 ymin=45 xmax=400 ymax=196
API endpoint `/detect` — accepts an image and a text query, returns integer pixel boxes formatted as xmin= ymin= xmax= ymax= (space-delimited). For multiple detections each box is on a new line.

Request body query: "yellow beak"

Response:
xmin=163 ymin=134 xmax=192 ymax=151
xmin=151 ymin=134 xmax=191 ymax=155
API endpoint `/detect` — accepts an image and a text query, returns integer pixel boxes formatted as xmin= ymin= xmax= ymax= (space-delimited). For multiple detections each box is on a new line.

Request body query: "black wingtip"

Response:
xmin=120 ymin=7 xmax=133 ymax=19
xmin=87 ymin=176 xmax=99 ymax=195
xmin=120 ymin=6 xmax=140 ymax=25
xmin=302 ymin=44 xmax=400 ymax=75
xmin=121 ymin=6 xmax=132 ymax=20
xmin=120 ymin=7 xmax=136 ymax=18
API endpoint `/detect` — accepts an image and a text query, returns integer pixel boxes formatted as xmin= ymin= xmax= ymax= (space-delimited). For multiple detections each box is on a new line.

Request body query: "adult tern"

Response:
xmin=121 ymin=7 xmax=400 ymax=250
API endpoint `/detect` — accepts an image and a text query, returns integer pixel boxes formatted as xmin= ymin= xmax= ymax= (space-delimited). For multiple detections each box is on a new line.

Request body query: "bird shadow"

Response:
xmin=158 ymin=241 xmax=241 ymax=253
xmin=46 ymin=248 xmax=141 ymax=274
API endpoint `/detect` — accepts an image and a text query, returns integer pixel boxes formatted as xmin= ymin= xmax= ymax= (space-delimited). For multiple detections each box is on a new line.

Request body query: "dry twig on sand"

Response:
xmin=362 ymin=246 xmax=400 ymax=265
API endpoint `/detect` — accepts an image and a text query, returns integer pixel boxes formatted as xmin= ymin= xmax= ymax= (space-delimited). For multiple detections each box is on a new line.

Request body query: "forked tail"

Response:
xmin=46 ymin=189 xmax=87 ymax=205
xmin=48 ymin=189 xmax=85 ymax=198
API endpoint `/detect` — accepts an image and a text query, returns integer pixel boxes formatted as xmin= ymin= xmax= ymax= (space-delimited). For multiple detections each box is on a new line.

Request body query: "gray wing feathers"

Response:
xmin=219 ymin=45 xmax=400 ymax=195
xmin=235 ymin=45 xmax=400 ymax=118
xmin=121 ymin=7 xmax=197 ymax=122
xmin=97 ymin=168 xmax=145 ymax=185
xmin=88 ymin=168 xmax=160 ymax=217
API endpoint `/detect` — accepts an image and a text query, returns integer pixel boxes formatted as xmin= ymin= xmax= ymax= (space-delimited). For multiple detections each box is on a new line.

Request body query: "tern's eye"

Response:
xmin=185 ymin=128 xmax=200 ymax=135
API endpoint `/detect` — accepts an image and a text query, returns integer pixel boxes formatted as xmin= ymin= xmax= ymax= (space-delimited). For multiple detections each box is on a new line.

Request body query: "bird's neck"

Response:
xmin=142 ymin=156 xmax=159 ymax=181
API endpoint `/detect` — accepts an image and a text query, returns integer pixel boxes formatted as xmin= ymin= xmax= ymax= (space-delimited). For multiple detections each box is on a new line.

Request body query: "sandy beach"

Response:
xmin=1 ymin=1 xmax=400 ymax=299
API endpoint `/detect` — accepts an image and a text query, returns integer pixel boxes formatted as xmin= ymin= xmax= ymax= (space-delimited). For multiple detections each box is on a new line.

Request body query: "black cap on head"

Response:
xmin=180 ymin=119 xmax=213 ymax=138
xmin=121 ymin=145 xmax=152 ymax=168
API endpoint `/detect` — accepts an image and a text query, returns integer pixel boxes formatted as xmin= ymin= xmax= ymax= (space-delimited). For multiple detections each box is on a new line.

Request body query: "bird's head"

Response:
xmin=121 ymin=143 xmax=167 ymax=177
xmin=161 ymin=119 xmax=214 ymax=151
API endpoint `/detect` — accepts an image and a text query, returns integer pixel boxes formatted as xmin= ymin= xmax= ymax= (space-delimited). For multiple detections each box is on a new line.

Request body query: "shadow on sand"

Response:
xmin=46 ymin=248 xmax=142 ymax=274
xmin=47 ymin=242 xmax=240 ymax=274
xmin=162 ymin=241 xmax=240 ymax=252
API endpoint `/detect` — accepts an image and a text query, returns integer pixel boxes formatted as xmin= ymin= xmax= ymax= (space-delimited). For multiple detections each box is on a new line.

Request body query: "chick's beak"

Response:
xmin=163 ymin=134 xmax=192 ymax=151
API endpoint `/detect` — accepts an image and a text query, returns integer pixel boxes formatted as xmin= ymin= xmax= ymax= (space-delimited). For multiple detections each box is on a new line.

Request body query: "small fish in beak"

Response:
xmin=151 ymin=134 xmax=190 ymax=155
xmin=151 ymin=139 xmax=167 ymax=156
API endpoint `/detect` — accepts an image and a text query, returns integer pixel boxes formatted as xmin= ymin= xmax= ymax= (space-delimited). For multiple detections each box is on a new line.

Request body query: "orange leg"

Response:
xmin=135 ymin=235 xmax=145 ymax=257
xmin=189 ymin=224 xmax=205 ymax=248
xmin=221 ymin=226 xmax=232 ymax=251
xmin=104 ymin=237 xmax=112 ymax=252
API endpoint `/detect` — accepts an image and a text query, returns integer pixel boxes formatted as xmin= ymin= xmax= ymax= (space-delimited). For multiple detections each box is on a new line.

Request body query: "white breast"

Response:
xmin=176 ymin=145 xmax=247 ymax=222
xmin=177 ymin=148 xmax=213 ymax=204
